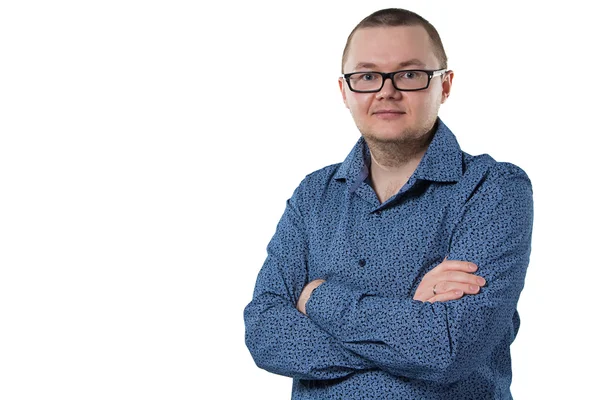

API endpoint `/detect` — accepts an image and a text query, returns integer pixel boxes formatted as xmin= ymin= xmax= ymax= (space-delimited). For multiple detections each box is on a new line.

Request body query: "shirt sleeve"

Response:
xmin=305 ymin=163 xmax=534 ymax=384
xmin=243 ymin=178 xmax=374 ymax=380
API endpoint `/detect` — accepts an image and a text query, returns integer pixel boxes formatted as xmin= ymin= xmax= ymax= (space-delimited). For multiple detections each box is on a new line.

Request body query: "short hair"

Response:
xmin=341 ymin=8 xmax=448 ymax=73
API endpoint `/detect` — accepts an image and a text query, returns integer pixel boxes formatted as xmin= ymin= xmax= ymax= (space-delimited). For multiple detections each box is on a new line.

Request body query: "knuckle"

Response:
xmin=460 ymin=262 xmax=472 ymax=271
xmin=439 ymin=281 xmax=449 ymax=292
xmin=447 ymin=271 xmax=459 ymax=280
xmin=431 ymin=263 xmax=444 ymax=273
xmin=462 ymin=283 xmax=474 ymax=293
xmin=471 ymin=275 xmax=483 ymax=285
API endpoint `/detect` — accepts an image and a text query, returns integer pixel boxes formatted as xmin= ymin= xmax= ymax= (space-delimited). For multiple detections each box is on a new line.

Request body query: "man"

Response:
xmin=244 ymin=7 xmax=533 ymax=400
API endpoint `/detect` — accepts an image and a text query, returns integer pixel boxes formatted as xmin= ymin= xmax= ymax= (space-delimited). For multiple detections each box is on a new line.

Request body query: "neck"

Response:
xmin=365 ymin=121 xmax=436 ymax=169
xmin=367 ymin=137 xmax=431 ymax=170
xmin=365 ymin=125 xmax=436 ymax=203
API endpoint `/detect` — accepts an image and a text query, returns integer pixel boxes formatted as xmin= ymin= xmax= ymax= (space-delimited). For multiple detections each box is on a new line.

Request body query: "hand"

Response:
xmin=413 ymin=258 xmax=486 ymax=303
xmin=296 ymin=279 xmax=326 ymax=315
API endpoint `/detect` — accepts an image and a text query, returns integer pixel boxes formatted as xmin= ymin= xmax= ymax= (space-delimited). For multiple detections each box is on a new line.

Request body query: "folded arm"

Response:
xmin=243 ymin=182 xmax=375 ymax=380
xmin=305 ymin=165 xmax=533 ymax=384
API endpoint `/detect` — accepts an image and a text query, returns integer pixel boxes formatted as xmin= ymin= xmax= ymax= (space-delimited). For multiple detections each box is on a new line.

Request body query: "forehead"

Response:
xmin=345 ymin=25 xmax=438 ymax=71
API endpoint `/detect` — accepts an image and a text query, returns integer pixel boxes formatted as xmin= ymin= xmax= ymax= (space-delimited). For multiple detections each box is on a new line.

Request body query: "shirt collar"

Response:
xmin=334 ymin=118 xmax=463 ymax=188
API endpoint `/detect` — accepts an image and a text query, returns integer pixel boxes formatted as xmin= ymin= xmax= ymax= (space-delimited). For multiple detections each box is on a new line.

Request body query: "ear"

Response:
xmin=441 ymin=70 xmax=454 ymax=104
xmin=338 ymin=77 xmax=349 ymax=109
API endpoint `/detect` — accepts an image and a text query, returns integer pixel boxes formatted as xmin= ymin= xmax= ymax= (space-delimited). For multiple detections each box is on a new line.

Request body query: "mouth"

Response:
xmin=372 ymin=110 xmax=406 ymax=119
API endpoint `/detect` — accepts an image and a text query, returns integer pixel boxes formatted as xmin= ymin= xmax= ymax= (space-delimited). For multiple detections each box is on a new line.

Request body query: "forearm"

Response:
xmin=305 ymin=166 xmax=533 ymax=383
xmin=244 ymin=290 xmax=373 ymax=380
xmin=244 ymin=186 xmax=375 ymax=380
xmin=305 ymin=271 xmax=523 ymax=384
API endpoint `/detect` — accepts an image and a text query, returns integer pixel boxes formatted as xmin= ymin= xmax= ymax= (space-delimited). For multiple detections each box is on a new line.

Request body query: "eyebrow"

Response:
xmin=353 ymin=59 xmax=427 ymax=70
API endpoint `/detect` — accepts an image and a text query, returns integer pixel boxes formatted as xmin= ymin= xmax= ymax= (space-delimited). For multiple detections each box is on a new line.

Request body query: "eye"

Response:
xmin=358 ymin=73 xmax=376 ymax=81
xmin=399 ymin=71 xmax=423 ymax=80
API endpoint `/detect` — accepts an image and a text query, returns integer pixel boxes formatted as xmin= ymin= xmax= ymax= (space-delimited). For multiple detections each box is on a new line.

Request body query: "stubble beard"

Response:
xmin=359 ymin=117 xmax=438 ymax=168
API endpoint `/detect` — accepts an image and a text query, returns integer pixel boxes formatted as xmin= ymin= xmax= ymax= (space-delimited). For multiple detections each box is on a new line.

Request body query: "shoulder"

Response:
xmin=463 ymin=152 xmax=528 ymax=177
xmin=287 ymin=163 xmax=343 ymax=210
xmin=294 ymin=163 xmax=343 ymax=194
xmin=461 ymin=153 xmax=533 ymax=204
xmin=304 ymin=162 xmax=343 ymax=184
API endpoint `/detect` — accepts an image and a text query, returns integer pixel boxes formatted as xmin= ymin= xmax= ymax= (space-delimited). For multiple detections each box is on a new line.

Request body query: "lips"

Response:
xmin=373 ymin=109 xmax=405 ymax=115
xmin=372 ymin=110 xmax=406 ymax=119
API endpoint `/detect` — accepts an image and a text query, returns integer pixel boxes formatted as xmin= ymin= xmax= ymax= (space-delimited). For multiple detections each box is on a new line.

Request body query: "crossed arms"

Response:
xmin=296 ymin=258 xmax=485 ymax=315
xmin=243 ymin=164 xmax=533 ymax=384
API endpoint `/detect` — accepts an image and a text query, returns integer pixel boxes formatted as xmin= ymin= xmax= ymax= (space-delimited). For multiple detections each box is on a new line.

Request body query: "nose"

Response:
xmin=376 ymin=76 xmax=402 ymax=99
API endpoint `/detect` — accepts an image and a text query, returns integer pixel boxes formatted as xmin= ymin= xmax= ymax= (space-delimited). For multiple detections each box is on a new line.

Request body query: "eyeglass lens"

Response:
xmin=348 ymin=71 xmax=429 ymax=91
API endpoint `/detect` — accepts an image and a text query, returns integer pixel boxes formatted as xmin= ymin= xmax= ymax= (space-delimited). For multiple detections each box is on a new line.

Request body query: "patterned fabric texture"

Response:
xmin=244 ymin=118 xmax=534 ymax=399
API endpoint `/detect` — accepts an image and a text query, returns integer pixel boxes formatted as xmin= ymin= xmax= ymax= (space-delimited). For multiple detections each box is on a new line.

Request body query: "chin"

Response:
xmin=363 ymin=131 xmax=407 ymax=144
xmin=365 ymin=124 xmax=412 ymax=142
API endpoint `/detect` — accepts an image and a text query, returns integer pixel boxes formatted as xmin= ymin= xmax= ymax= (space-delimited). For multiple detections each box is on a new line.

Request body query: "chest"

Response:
xmin=306 ymin=183 xmax=458 ymax=298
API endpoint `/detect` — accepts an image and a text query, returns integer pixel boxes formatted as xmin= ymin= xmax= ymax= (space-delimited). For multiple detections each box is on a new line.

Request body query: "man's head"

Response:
xmin=339 ymin=8 xmax=453 ymax=147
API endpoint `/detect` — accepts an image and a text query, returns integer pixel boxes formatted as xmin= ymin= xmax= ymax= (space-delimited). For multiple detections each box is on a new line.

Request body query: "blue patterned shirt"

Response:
xmin=244 ymin=118 xmax=534 ymax=399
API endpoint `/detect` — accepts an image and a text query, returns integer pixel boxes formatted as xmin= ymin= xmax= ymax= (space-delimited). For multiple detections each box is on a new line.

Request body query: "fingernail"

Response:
xmin=470 ymin=264 xmax=477 ymax=271
xmin=470 ymin=285 xmax=479 ymax=291
xmin=455 ymin=290 xmax=462 ymax=295
xmin=477 ymin=277 xmax=486 ymax=285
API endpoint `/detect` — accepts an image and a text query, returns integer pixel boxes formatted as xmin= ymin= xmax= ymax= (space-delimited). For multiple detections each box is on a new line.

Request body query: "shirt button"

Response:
xmin=358 ymin=259 xmax=366 ymax=267
xmin=375 ymin=211 xmax=381 ymax=216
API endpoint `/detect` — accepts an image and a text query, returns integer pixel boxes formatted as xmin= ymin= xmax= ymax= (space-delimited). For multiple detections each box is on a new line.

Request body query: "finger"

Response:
xmin=440 ymin=260 xmax=478 ymax=272
xmin=414 ymin=282 xmax=449 ymax=301
xmin=428 ymin=290 xmax=464 ymax=303
xmin=443 ymin=271 xmax=486 ymax=286
xmin=428 ymin=259 xmax=477 ymax=275
xmin=414 ymin=281 xmax=480 ymax=302
xmin=435 ymin=282 xmax=481 ymax=295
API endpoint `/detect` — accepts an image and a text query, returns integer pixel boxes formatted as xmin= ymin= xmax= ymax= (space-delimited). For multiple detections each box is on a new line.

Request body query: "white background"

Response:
xmin=1 ymin=1 xmax=598 ymax=399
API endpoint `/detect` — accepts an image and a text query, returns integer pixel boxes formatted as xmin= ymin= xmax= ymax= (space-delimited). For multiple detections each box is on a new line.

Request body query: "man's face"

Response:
xmin=339 ymin=25 xmax=453 ymax=144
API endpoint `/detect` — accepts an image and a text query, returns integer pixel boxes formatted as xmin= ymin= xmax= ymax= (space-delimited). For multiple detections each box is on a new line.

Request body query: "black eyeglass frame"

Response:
xmin=342 ymin=68 xmax=448 ymax=93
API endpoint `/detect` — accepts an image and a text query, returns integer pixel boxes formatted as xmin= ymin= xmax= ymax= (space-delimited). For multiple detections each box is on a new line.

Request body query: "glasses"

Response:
xmin=342 ymin=68 xmax=447 ymax=93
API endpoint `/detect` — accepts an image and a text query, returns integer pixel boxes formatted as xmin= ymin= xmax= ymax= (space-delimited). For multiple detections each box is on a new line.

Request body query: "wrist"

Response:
xmin=297 ymin=279 xmax=325 ymax=315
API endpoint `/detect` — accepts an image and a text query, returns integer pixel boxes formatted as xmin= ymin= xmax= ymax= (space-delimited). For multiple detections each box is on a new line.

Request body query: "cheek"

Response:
xmin=347 ymin=94 xmax=372 ymax=115
xmin=410 ymin=94 xmax=438 ymax=115
xmin=425 ymin=90 xmax=443 ymax=108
